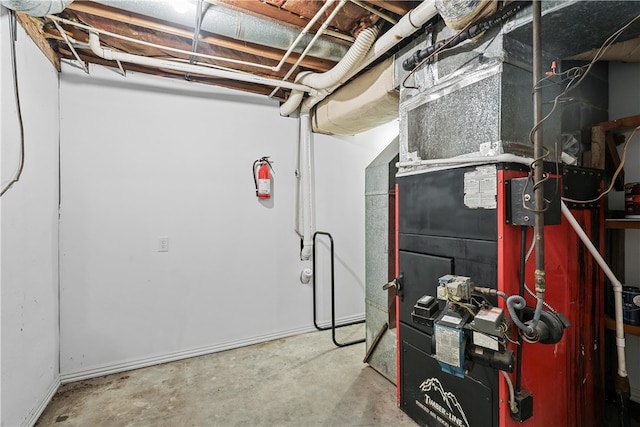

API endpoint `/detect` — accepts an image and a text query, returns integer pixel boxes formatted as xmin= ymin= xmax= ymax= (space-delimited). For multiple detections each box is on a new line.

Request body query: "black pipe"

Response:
xmin=532 ymin=1 xmax=546 ymax=303
xmin=402 ymin=1 xmax=529 ymax=71
xmin=312 ymin=231 xmax=365 ymax=347
xmin=515 ymin=226 xmax=527 ymax=392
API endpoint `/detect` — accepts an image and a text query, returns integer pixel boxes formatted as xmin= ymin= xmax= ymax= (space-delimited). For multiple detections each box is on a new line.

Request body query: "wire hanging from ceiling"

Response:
xmin=1 ymin=11 xmax=26 ymax=198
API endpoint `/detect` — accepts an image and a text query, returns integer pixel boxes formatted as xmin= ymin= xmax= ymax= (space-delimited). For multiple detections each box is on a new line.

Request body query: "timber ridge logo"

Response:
xmin=418 ymin=378 xmax=470 ymax=427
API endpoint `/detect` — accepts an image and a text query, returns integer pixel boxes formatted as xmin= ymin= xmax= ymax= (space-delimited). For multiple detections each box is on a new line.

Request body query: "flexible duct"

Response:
xmin=312 ymin=57 xmax=397 ymax=135
xmin=299 ymin=0 xmax=439 ymax=127
xmin=88 ymin=31 xmax=317 ymax=95
xmin=1 ymin=0 xmax=72 ymax=16
xmin=326 ymin=0 xmax=438 ymax=97
xmin=280 ymin=26 xmax=379 ymax=116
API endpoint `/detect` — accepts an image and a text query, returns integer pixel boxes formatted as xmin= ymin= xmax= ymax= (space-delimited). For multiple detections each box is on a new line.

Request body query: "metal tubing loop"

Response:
xmin=312 ymin=231 xmax=365 ymax=347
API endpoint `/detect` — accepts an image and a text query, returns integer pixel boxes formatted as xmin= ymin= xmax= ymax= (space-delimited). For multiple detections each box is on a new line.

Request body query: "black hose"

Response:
xmin=402 ymin=1 xmax=530 ymax=71
xmin=252 ymin=160 xmax=259 ymax=196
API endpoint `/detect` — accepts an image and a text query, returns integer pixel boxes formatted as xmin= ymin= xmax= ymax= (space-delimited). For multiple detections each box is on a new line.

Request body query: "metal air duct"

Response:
xmin=92 ymin=0 xmax=349 ymax=63
xmin=0 ymin=0 xmax=72 ymax=16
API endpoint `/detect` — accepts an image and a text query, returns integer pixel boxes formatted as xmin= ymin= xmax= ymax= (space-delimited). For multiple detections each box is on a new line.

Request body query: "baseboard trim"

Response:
xmin=60 ymin=314 xmax=364 ymax=384
xmin=23 ymin=375 xmax=61 ymax=427
xmin=632 ymin=385 xmax=640 ymax=403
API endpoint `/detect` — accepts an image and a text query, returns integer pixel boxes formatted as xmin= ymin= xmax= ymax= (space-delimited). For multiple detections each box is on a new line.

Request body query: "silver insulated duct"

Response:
xmin=0 ymin=0 xmax=72 ymax=16
xmin=92 ymin=0 xmax=349 ymax=63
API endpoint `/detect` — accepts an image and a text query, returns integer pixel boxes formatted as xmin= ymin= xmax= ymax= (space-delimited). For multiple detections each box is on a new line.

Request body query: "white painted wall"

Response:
xmin=58 ymin=63 xmax=398 ymax=379
xmin=0 ymin=8 xmax=61 ymax=427
xmin=608 ymin=61 xmax=640 ymax=402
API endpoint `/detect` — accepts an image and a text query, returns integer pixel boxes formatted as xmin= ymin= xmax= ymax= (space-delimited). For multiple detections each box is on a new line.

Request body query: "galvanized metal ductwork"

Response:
xmin=0 ymin=0 xmax=72 ymax=16
xmin=434 ymin=0 xmax=497 ymax=30
xmin=91 ymin=0 xmax=349 ymax=63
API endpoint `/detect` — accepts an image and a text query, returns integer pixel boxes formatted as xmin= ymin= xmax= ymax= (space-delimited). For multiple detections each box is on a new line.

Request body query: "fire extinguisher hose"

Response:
xmin=252 ymin=159 xmax=260 ymax=197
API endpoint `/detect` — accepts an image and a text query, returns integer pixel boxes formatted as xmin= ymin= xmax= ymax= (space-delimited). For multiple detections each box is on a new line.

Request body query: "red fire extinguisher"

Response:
xmin=253 ymin=156 xmax=273 ymax=199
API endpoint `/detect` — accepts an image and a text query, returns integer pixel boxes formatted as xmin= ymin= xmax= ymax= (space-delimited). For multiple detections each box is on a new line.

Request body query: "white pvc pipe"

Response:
xmin=49 ymin=15 xmax=281 ymax=72
xmin=396 ymin=153 xmax=626 ymax=376
xmin=300 ymin=112 xmax=314 ymax=261
xmin=300 ymin=267 xmax=313 ymax=284
xmin=324 ymin=0 xmax=438 ymax=97
xmin=369 ymin=0 xmax=437 ymax=61
xmin=88 ymin=32 xmax=318 ymax=95
xmin=561 ymin=202 xmax=627 ymax=378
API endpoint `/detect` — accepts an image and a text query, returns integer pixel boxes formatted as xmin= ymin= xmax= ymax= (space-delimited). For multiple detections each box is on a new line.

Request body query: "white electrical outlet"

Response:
xmin=158 ymin=237 xmax=169 ymax=252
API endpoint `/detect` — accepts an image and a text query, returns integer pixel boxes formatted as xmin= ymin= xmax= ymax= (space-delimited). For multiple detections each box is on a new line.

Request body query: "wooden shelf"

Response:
xmin=605 ymin=315 xmax=640 ymax=336
xmin=605 ymin=219 xmax=640 ymax=229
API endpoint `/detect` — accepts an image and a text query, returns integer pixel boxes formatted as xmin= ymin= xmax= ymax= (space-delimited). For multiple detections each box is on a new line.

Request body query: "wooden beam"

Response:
xmin=208 ymin=0 xmax=312 ymax=31
xmin=590 ymin=125 xmax=606 ymax=169
xmin=363 ymin=0 xmax=413 ymax=16
xmin=605 ymin=133 xmax=625 ymax=191
xmin=600 ymin=114 xmax=640 ymax=133
xmin=213 ymin=0 xmax=368 ymax=41
xmin=16 ymin=13 xmax=60 ymax=71
xmin=65 ymin=2 xmax=336 ymax=72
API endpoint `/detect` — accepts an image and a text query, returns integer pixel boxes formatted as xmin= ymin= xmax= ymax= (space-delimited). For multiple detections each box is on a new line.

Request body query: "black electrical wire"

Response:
xmin=401 ymin=1 xmax=530 ymax=72
xmin=522 ymin=12 xmax=640 ymax=208
xmin=1 ymin=10 xmax=25 ymax=197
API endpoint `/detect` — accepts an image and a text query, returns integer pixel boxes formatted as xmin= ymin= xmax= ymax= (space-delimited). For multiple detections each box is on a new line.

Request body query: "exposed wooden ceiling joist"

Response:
xmin=57 ymin=45 xmax=287 ymax=98
xmin=262 ymin=0 xmax=383 ymax=36
xmin=64 ymin=2 xmax=337 ymax=72
xmin=205 ymin=0 xmax=351 ymax=42
xmin=63 ymin=12 xmax=302 ymax=79
xmin=15 ymin=0 xmax=416 ymax=99
xmin=16 ymin=12 xmax=60 ymax=71
xmin=363 ymin=0 xmax=414 ymax=16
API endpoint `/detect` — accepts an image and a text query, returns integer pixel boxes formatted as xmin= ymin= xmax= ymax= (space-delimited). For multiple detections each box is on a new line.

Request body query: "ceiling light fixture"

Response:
xmin=171 ymin=0 xmax=194 ymax=15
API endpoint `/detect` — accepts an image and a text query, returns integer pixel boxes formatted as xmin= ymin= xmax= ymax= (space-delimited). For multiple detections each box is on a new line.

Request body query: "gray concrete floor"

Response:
xmin=36 ymin=325 xmax=417 ymax=427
